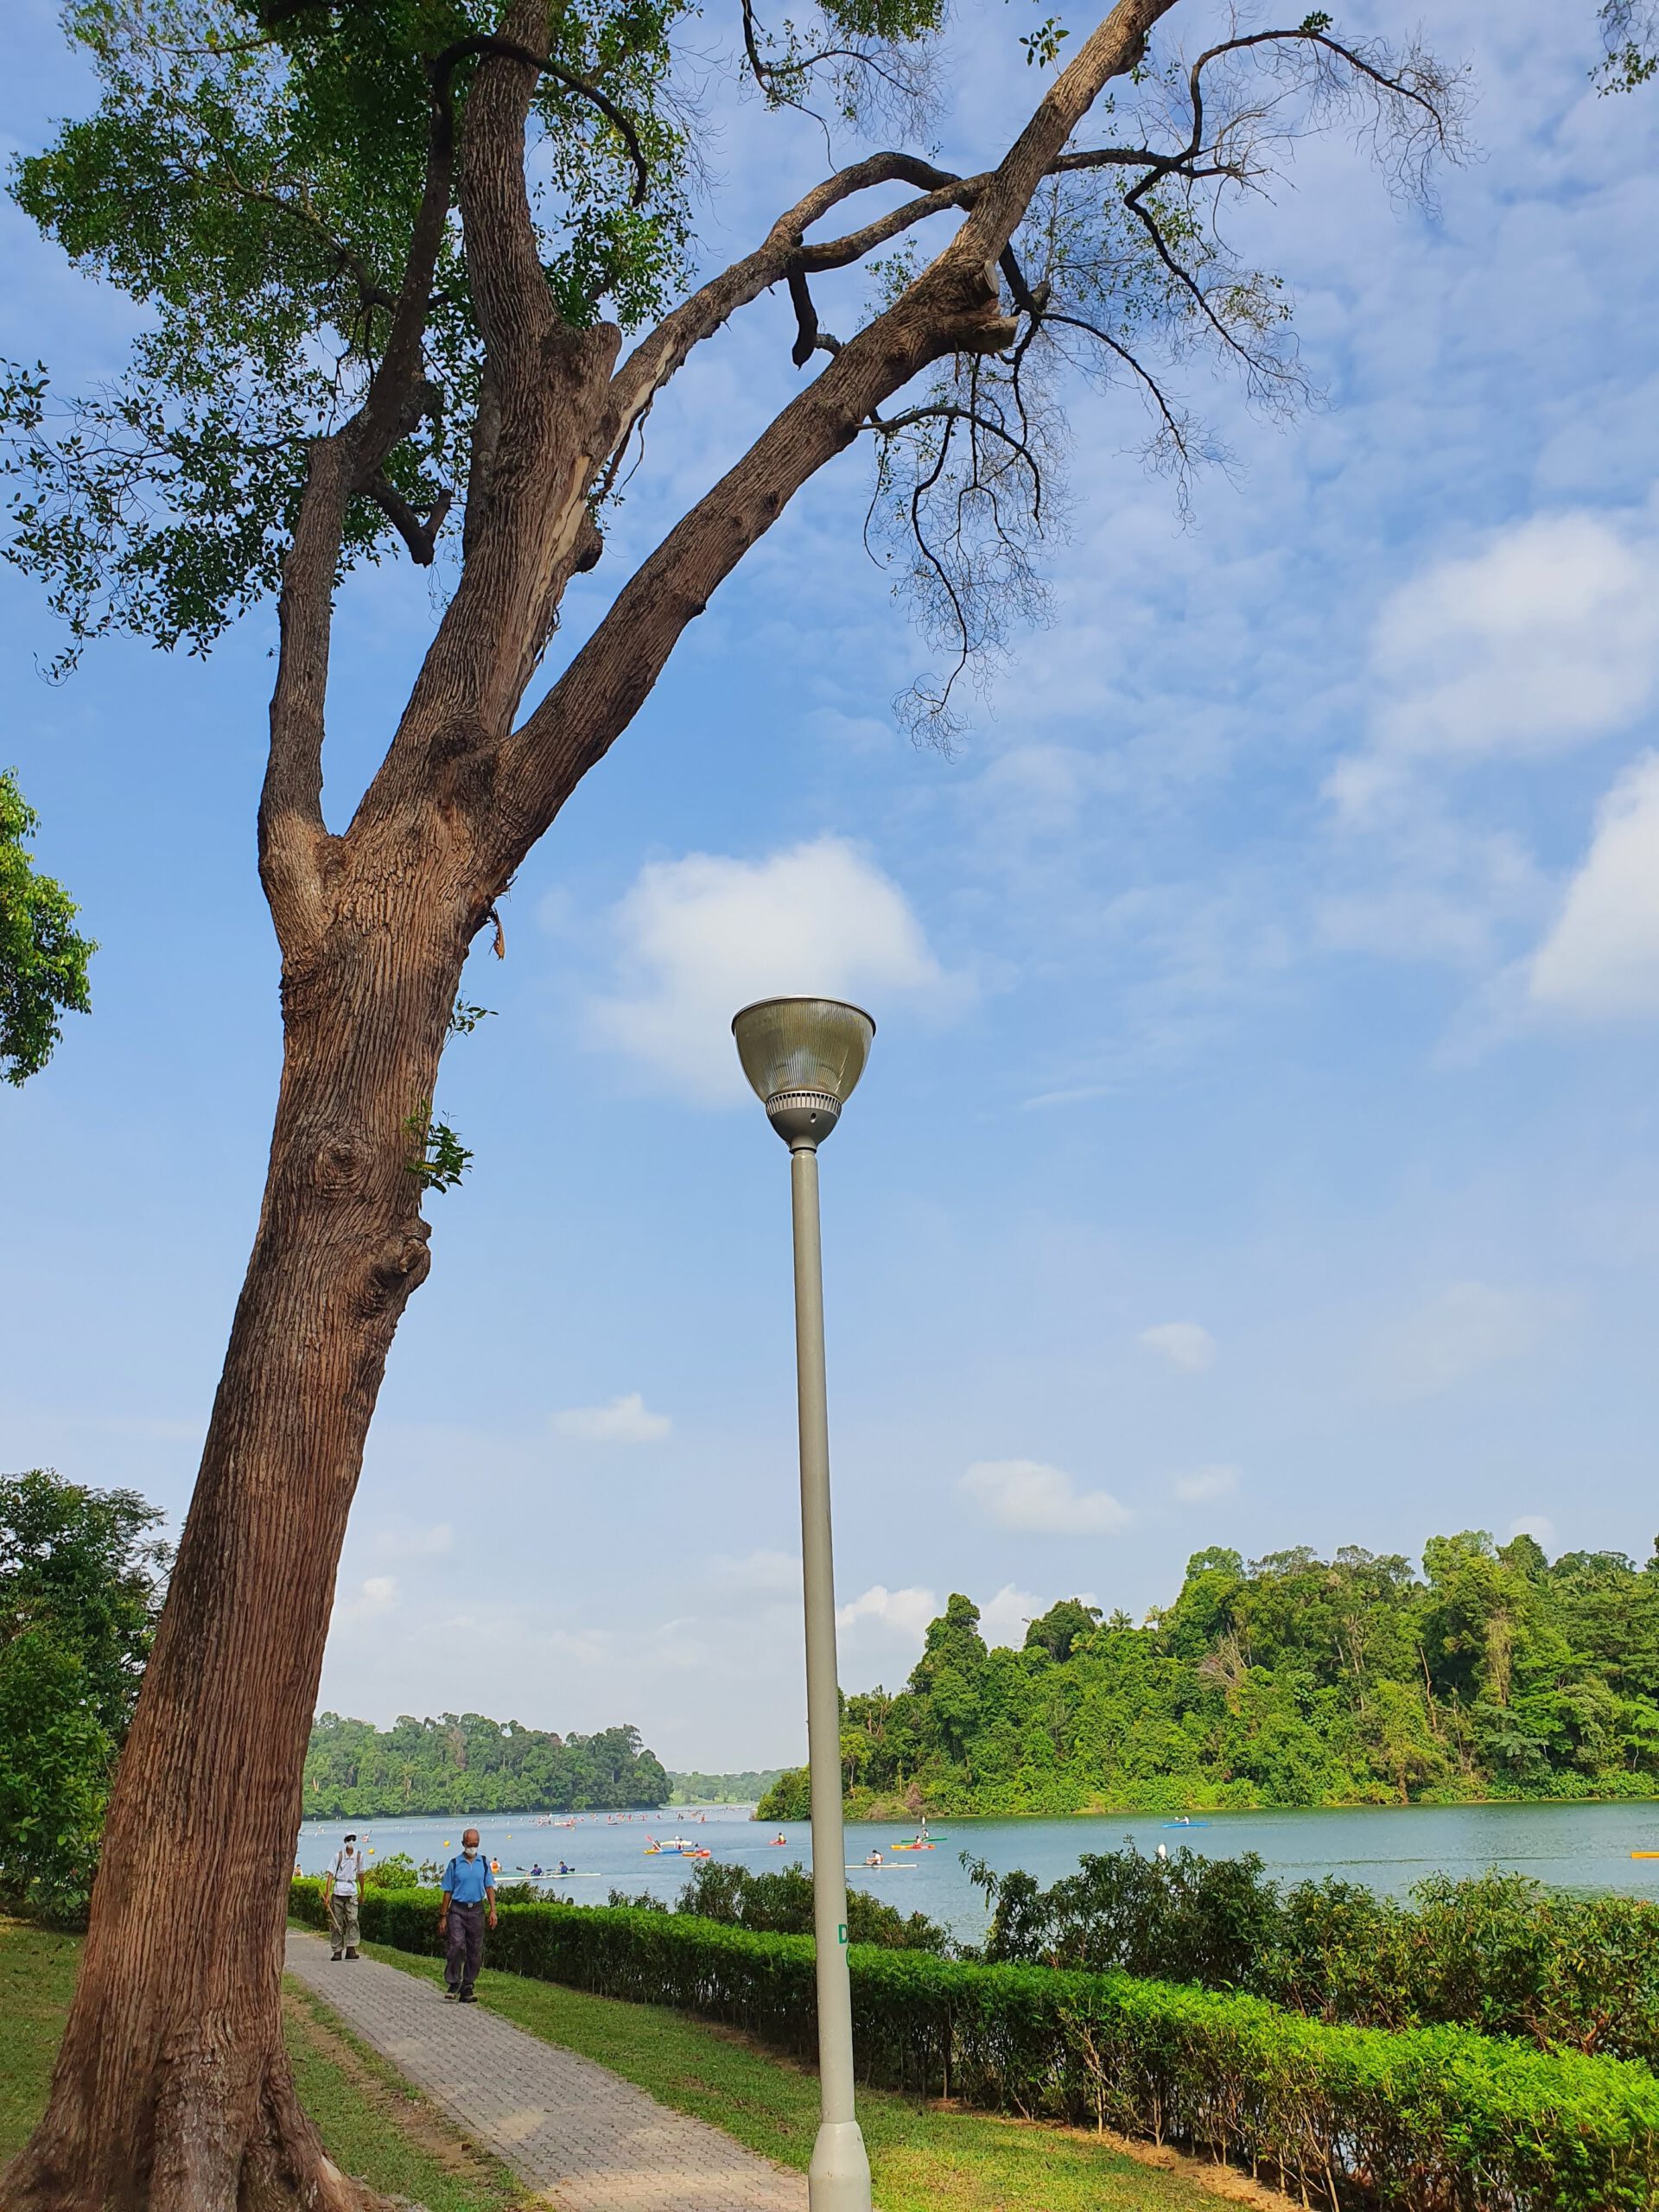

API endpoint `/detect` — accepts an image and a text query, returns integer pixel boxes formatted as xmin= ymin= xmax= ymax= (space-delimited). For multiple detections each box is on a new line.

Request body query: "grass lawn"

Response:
xmin=353 ymin=1936 xmax=1282 ymax=2212
xmin=0 ymin=1919 xmax=531 ymax=2212
xmin=0 ymin=1919 xmax=79 ymax=2164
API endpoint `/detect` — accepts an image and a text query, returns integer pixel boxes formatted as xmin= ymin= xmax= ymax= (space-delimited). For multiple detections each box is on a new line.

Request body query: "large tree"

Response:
xmin=2 ymin=0 xmax=1463 ymax=2202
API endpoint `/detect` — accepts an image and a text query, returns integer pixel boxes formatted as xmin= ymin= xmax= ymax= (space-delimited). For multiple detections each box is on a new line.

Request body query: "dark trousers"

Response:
xmin=445 ymin=1901 xmax=486 ymax=1995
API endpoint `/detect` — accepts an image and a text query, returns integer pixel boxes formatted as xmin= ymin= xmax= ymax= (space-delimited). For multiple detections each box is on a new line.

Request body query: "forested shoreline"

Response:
xmin=303 ymin=1712 xmax=669 ymax=1816
xmin=760 ymin=1531 xmax=1659 ymax=1819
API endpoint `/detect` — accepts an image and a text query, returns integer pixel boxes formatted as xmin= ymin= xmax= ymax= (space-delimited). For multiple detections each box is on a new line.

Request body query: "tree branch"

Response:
xmin=430 ymin=32 xmax=650 ymax=207
xmin=486 ymin=0 xmax=1183 ymax=877
xmin=366 ymin=477 xmax=453 ymax=564
xmin=604 ymin=135 xmax=1184 ymax=466
xmin=606 ymin=149 xmax=965 ymax=448
xmin=258 ymin=50 xmax=458 ymax=940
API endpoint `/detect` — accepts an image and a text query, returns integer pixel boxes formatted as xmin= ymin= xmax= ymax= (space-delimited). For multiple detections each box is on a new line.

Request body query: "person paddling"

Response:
xmin=438 ymin=1828 xmax=497 ymax=2003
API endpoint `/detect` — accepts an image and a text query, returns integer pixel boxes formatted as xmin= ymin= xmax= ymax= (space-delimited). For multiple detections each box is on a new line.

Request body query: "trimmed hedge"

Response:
xmin=289 ymin=1879 xmax=1659 ymax=2209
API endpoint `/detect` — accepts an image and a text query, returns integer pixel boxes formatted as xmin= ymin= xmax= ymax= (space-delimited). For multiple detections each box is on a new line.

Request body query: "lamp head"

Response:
xmin=732 ymin=997 xmax=876 ymax=1149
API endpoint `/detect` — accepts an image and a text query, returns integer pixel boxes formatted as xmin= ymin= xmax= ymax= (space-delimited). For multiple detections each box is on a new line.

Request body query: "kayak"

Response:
xmin=1162 ymin=1821 xmax=1211 ymax=1829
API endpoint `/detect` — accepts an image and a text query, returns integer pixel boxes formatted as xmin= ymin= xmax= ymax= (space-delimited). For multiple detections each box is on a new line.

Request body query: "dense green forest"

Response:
xmin=303 ymin=1713 xmax=670 ymax=1815
xmin=1 ymin=1470 xmax=168 ymax=1918
xmin=759 ymin=1532 xmax=1659 ymax=1819
xmin=667 ymin=1770 xmax=786 ymax=1804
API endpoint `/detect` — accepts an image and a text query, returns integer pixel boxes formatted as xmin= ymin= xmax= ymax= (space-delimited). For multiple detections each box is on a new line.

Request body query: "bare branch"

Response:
xmin=366 ymin=477 xmax=452 ymax=564
xmin=605 ymin=149 xmax=963 ymax=454
xmin=736 ymin=0 xmax=935 ymax=137
xmin=605 ymin=131 xmax=1185 ymax=465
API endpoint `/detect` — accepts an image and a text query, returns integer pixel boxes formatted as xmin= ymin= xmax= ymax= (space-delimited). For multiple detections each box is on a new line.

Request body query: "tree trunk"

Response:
xmin=4 ymin=886 xmax=464 ymax=2212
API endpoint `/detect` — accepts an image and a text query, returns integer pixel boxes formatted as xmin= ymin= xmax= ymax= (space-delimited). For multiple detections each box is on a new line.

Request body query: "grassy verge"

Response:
xmin=0 ymin=1918 xmax=531 ymax=2212
xmin=283 ymin=1980 xmax=535 ymax=2212
xmin=0 ymin=1919 xmax=79 ymax=2164
xmin=350 ymin=1936 xmax=1284 ymax=2212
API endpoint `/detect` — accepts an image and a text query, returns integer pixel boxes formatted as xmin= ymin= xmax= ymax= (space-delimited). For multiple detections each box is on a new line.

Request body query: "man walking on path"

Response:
xmin=327 ymin=1833 xmax=364 ymax=1960
xmin=440 ymin=1827 xmax=497 ymax=2003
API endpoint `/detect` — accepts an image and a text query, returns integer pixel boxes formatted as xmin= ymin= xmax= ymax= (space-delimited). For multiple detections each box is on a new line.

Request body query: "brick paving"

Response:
xmin=285 ymin=1931 xmax=806 ymax=2210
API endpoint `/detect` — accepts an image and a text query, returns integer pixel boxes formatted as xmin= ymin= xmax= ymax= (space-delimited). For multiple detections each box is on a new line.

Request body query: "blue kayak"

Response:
xmin=1161 ymin=1820 xmax=1211 ymax=1829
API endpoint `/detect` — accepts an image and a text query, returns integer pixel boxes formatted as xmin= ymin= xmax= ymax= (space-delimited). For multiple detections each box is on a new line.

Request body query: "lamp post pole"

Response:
xmin=731 ymin=997 xmax=875 ymax=2212
xmin=790 ymin=1136 xmax=869 ymax=2211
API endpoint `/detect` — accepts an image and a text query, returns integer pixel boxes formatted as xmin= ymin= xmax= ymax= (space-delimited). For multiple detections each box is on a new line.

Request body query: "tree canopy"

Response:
xmin=1 ymin=0 xmax=1467 ymax=734
xmin=303 ymin=1709 xmax=670 ymax=1813
xmin=0 ymin=772 xmax=94 ymax=1084
xmin=758 ymin=1531 xmax=1659 ymax=1819
xmin=0 ymin=1470 xmax=169 ymax=1918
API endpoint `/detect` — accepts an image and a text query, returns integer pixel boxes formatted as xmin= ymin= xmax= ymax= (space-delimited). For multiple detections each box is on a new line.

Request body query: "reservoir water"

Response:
xmin=295 ymin=1798 xmax=1659 ymax=1940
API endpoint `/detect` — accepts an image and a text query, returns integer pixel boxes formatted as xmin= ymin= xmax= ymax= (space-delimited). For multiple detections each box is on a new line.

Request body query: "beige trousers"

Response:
xmin=328 ymin=1891 xmax=360 ymax=1951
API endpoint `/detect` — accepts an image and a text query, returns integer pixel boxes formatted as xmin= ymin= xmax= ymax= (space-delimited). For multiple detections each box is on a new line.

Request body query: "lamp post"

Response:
xmin=732 ymin=995 xmax=875 ymax=2212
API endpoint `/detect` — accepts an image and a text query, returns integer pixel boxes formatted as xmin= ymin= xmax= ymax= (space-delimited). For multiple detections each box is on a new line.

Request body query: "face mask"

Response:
xmin=463 ymin=1846 xmax=478 ymax=1859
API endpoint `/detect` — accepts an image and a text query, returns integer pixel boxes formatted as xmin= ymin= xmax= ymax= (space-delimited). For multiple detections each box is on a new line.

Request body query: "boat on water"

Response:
xmin=644 ymin=1836 xmax=707 ymax=1856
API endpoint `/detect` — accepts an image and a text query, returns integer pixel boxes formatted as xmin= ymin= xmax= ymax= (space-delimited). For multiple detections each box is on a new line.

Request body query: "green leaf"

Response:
xmin=0 ymin=769 xmax=96 ymax=1084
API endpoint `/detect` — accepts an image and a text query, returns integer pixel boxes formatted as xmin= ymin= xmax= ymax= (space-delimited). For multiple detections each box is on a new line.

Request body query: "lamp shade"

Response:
xmin=732 ymin=998 xmax=875 ymax=1131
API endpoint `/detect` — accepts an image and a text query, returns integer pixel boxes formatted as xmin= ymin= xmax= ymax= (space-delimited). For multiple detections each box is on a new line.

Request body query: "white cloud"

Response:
xmin=1529 ymin=753 xmax=1659 ymax=1019
xmin=1376 ymin=1281 xmax=1559 ymax=1399
xmin=962 ymin=1459 xmax=1131 ymax=1536
xmin=587 ymin=836 xmax=959 ymax=1100
xmin=1331 ymin=512 xmax=1659 ymax=817
xmin=1508 ymin=1515 xmax=1557 ymax=1551
xmin=1173 ymin=1464 xmax=1240 ymax=1503
xmin=1139 ymin=1321 xmax=1217 ymax=1372
xmin=712 ymin=1548 xmax=800 ymax=1596
xmin=836 ymin=1584 xmax=938 ymax=1641
xmin=334 ymin=1575 xmax=397 ymax=1626
xmin=553 ymin=1392 xmax=671 ymax=1443
xmin=373 ymin=1521 xmax=454 ymax=1559
xmin=978 ymin=1582 xmax=1064 ymax=1649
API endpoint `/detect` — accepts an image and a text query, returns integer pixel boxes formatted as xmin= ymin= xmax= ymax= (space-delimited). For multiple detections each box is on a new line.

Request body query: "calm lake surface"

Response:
xmin=295 ymin=1798 xmax=1659 ymax=1940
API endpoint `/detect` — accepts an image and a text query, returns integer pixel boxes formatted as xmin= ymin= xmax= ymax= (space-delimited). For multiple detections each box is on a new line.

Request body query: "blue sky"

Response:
xmin=5 ymin=1 xmax=1659 ymax=1769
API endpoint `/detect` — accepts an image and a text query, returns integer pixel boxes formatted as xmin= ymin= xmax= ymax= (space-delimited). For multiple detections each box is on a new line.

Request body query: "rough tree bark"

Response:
xmin=1 ymin=0 xmax=1316 ymax=2200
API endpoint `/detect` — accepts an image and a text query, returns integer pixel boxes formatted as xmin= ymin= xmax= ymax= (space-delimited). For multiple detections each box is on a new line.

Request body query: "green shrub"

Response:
xmin=973 ymin=1846 xmax=1659 ymax=2071
xmin=971 ymin=1841 xmax=1281 ymax=1985
xmin=359 ymin=1851 xmax=423 ymax=1891
xmin=671 ymin=1858 xmax=948 ymax=1952
xmin=289 ymin=1879 xmax=1659 ymax=2209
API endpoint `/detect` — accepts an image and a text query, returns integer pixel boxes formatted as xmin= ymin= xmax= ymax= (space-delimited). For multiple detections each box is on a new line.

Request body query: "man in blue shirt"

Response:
xmin=438 ymin=1828 xmax=497 ymax=2002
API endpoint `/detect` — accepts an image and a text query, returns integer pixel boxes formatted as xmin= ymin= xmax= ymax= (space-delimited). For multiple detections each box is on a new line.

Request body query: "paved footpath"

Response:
xmin=285 ymin=1930 xmax=807 ymax=2212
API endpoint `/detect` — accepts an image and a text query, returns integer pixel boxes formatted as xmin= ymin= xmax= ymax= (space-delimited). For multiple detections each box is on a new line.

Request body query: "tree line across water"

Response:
xmin=303 ymin=1711 xmax=670 ymax=1817
xmin=760 ymin=1531 xmax=1659 ymax=1819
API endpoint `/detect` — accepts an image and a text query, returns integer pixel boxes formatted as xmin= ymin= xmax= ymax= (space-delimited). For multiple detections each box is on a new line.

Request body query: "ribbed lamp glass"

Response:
xmin=732 ymin=997 xmax=875 ymax=1110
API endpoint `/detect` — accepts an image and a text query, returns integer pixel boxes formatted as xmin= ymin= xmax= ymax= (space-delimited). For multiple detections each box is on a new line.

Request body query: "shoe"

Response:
xmin=444 ymin=1989 xmax=459 ymax=2001
xmin=330 ymin=1951 xmax=343 ymax=1961
xmin=345 ymin=1948 xmax=359 ymax=1960
xmin=458 ymin=1991 xmax=478 ymax=2004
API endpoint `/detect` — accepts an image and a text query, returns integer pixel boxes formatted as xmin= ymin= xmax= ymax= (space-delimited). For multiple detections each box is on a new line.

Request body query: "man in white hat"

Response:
xmin=326 ymin=1832 xmax=365 ymax=1960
